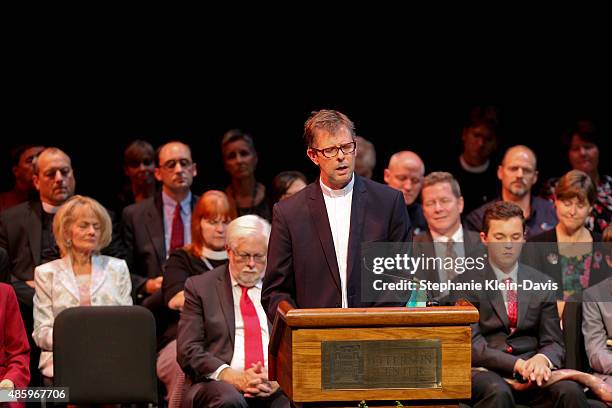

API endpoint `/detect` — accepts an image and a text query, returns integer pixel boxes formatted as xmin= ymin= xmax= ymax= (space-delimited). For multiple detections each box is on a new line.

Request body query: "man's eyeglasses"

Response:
xmin=310 ymin=141 xmax=356 ymax=159
xmin=232 ymin=250 xmax=266 ymax=264
xmin=160 ymin=158 xmax=193 ymax=170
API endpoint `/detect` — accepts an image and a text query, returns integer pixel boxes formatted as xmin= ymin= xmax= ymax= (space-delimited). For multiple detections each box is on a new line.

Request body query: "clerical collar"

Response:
xmin=202 ymin=247 xmax=228 ymax=261
xmin=459 ymin=155 xmax=490 ymax=174
xmin=320 ymin=174 xmax=355 ymax=198
xmin=41 ymin=201 xmax=61 ymax=214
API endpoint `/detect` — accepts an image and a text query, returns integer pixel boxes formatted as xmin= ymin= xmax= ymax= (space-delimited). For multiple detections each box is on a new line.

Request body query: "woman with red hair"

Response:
xmin=158 ymin=190 xmax=233 ymax=408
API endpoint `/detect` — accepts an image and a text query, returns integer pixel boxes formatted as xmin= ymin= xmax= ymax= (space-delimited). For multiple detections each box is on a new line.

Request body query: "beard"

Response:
xmin=508 ymin=182 xmax=529 ymax=197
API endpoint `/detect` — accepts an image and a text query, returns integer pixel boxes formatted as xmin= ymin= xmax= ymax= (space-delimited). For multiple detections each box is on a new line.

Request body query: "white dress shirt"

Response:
xmin=162 ymin=191 xmax=192 ymax=255
xmin=431 ymin=225 xmax=467 ymax=260
xmin=320 ymin=175 xmax=354 ymax=308
xmin=208 ymin=276 xmax=269 ymax=380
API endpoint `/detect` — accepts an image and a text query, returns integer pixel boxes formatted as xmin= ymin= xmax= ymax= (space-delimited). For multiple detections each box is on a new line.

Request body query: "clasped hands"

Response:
xmin=514 ymin=354 xmax=551 ymax=387
xmin=219 ymin=362 xmax=279 ymax=398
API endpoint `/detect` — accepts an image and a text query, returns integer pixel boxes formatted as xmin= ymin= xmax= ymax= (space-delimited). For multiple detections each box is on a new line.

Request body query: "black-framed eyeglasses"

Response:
xmin=160 ymin=158 xmax=193 ymax=170
xmin=310 ymin=141 xmax=356 ymax=159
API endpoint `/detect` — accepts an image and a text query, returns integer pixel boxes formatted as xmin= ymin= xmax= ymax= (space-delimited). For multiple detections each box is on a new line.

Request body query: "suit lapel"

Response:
xmin=146 ymin=194 xmax=166 ymax=267
xmin=484 ymin=265 xmax=510 ymax=330
xmin=57 ymin=257 xmax=80 ymax=301
xmin=346 ymin=176 xmax=367 ymax=282
xmin=216 ymin=266 xmax=235 ymax=348
xmin=90 ymin=255 xmax=106 ymax=297
xmin=517 ymin=266 xmax=530 ymax=328
xmin=27 ymin=202 xmax=42 ymax=265
xmin=307 ymin=182 xmax=341 ymax=292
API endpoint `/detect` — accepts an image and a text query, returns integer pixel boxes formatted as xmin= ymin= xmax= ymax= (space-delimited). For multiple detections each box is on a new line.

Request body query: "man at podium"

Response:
xmin=262 ymin=110 xmax=410 ymax=321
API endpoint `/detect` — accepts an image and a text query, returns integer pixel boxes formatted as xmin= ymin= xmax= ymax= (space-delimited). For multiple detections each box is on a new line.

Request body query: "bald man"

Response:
xmin=465 ymin=145 xmax=557 ymax=238
xmin=384 ymin=151 xmax=428 ymax=235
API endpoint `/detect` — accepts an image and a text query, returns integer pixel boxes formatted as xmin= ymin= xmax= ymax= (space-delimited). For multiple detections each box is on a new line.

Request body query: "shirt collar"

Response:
xmin=320 ymin=174 xmax=355 ymax=198
xmin=490 ymin=261 xmax=519 ymax=283
xmin=162 ymin=190 xmax=192 ymax=212
xmin=432 ymin=225 xmax=464 ymax=243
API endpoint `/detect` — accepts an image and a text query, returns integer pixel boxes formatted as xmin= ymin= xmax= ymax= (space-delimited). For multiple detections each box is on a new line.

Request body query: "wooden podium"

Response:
xmin=269 ymin=301 xmax=478 ymax=408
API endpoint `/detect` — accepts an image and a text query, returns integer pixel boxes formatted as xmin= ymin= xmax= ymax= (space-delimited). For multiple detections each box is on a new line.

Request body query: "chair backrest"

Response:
xmin=53 ymin=306 xmax=158 ymax=404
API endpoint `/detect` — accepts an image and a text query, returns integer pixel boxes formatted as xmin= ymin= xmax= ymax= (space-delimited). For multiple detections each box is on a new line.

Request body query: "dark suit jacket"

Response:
xmin=159 ymin=248 xmax=225 ymax=349
xmin=451 ymin=262 xmax=565 ymax=377
xmin=0 ymin=200 xmax=123 ymax=304
xmin=177 ymin=265 xmax=271 ymax=383
xmin=122 ymin=192 xmax=198 ymax=295
xmin=261 ymin=175 xmax=410 ymax=322
xmin=412 ymin=228 xmax=485 ymax=300
xmin=522 ymin=228 xmax=608 ymax=300
xmin=0 ymin=201 xmax=49 ymax=284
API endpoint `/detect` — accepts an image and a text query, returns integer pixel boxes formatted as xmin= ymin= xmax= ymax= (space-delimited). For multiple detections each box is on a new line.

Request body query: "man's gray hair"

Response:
xmin=225 ymin=215 xmax=271 ymax=248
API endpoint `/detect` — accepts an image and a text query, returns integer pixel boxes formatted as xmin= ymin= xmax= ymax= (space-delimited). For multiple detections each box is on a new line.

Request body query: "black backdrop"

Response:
xmin=2 ymin=62 xmax=611 ymax=212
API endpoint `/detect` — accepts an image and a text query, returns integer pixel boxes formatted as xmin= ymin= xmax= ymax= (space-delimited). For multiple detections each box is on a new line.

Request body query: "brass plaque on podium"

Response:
xmin=321 ymin=339 xmax=441 ymax=389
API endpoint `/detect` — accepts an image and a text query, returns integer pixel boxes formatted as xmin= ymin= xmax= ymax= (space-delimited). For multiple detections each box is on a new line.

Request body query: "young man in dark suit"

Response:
xmin=454 ymin=201 xmax=592 ymax=407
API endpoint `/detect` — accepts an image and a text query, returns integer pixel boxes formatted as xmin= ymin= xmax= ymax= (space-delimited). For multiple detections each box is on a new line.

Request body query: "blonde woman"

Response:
xmin=33 ymin=195 xmax=132 ymax=380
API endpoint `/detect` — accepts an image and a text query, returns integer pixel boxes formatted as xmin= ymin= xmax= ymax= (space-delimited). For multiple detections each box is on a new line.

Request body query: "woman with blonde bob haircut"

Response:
xmin=32 ymin=195 xmax=132 ymax=380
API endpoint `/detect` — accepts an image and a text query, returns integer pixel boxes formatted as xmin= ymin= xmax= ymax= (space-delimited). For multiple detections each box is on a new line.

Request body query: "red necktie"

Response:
xmin=240 ymin=286 xmax=264 ymax=370
xmin=503 ymin=277 xmax=518 ymax=329
xmin=170 ymin=203 xmax=184 ymax=251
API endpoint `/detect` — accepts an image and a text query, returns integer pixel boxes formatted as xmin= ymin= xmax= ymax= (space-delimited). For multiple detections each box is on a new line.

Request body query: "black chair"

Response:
xmin=562 ymin=299 xmax=591 ymax=372
xmin=53 ymin=306 xmax=158 ymax=405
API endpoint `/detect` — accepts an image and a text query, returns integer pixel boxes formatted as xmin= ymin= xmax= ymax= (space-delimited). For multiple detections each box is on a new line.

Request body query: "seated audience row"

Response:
xmin=0 ymin=107 xmax=610 ymax=407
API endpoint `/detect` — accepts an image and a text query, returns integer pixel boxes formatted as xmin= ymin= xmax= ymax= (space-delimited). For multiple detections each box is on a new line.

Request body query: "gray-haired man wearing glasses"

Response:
xmin=262 ymin=110 xmax=411 ymax=322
